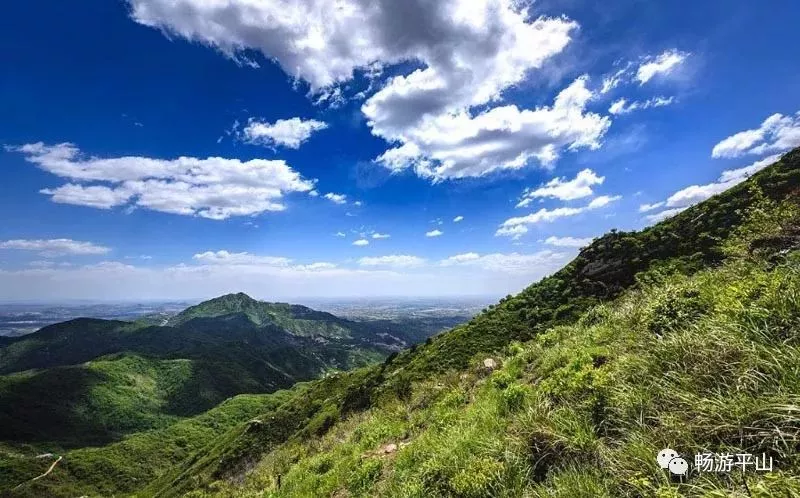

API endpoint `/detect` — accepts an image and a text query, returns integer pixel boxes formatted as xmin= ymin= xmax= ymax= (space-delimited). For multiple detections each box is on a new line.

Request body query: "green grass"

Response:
xmin=3 ymin=391 xmax=289 ymax=496
xmin=137 ymin=156 xmax=800 ymax=497
xmin=189 ymin=240 xmax=800 ymax=497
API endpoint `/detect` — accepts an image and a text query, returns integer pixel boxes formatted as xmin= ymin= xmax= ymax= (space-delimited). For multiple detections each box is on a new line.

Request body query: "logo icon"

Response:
xmin=668 ymin=457 xmax=689 ymax=476
xmin=658 ymin=448 xmax=689 ymax=476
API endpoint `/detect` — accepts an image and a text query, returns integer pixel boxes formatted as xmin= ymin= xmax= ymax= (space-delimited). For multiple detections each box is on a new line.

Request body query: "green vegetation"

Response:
xmin=0 ymin=354 xmax=190 ymax=447
xmin=0 ymin=296 xmax=409 ymax=452
xmin=154 ymin=152 xmax=800 ymax=497
xmin=1 ymin=150 xmax=798 ymax=496
xmin=1 ymin=392 xmax=286 ymax=496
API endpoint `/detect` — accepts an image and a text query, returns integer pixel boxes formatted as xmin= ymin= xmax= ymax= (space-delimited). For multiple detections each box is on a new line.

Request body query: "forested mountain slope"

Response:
xmin=0 ymin=295 xmax=415 ymax=450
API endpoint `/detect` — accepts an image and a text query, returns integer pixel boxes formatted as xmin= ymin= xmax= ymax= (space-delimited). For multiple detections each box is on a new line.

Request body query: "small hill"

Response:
xmin=0 ymin=297 xmax=415 ymax=450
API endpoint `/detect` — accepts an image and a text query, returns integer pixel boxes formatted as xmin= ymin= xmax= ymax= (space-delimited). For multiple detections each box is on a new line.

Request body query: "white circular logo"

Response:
xmin=668 ymin=457 xmax=689 ymax=476
xmin=657 ymin=448 xmax=679 ymax=469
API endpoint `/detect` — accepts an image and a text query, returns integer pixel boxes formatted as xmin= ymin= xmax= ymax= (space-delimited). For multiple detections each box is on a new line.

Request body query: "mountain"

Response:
xmin=3 ymin=149 xmax=799 ymax=497
xmin=0 ymin=296 xmax=426 ymax=449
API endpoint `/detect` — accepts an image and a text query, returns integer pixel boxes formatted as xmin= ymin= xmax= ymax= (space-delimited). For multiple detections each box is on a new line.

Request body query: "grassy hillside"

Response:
xmin=3 ymin=150 xmax=798 ymax=496
xmin=199 ymin=240 xmax=800 ymax=497
xmin=138 ymin=149 xmax=800 ymax=497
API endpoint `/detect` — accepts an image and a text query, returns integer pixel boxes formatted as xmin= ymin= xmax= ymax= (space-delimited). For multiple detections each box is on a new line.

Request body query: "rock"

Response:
xmin=382 ymin=443 xmax=398 ymax=454
xmin=483 ymin=358 xmax=498 ymax=371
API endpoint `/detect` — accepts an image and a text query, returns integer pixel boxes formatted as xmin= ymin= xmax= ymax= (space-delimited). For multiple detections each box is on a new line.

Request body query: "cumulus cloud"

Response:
xmin=711 ymin=112 xmax=800 ymax=158
xmin=126 ymin=0 xmax=613 ymax=181
xmin=371 ymin=76 xmax=611 ymax=180
xmin=0 ymin=238 xmax=111 ymax=257
xmin=371 ymin=233 xmax=391 ymax=239
xmin=192 ymin=250 xmax=336 ymax=272
xmin=440 ymin=253 xmax=481 ymax=265
xmin=636 ymin=49 xmax=689 ymax=84
xmin=324 ymin=193 xmax=348 ymax=205
xmin=642 ymin=154 xmax=784 ymax=224
xmin=608 ymin=96 xmax=675 ymax=115
xmin=544 ymin=236 xmax=593 ymax=247
xmin=497 ymin=195 xmax=621 ymax=239
xmin=240 ymin=117 xmax=328 ymax=149
xmin=358 ymin=255 xmax=425 ymax=268
xmin=645 ymin=207 xmax=687 ymax=223
xmin=665 ymin=182 xmax=733 ymax=208
xmin=9 ymin=142 xmax=315 ymax=220
xmin=517 ymin=169 xmax=604 ymax=207
xmin=353 ymin=239 xmax=370 ymax=246
xmin=638 ymin=202 xmax=665 ymax=213
xmin=439 ymin=250 xmax=568 ymax=274
xmin=718 ymin=153 xmax=783 ymax=183
xmin=335 ymin=231 xmax=346 ymax=237
xmin=453 ymin=216 xmax=464 ymax=223
xmin=192 ymin=251 xmax=292 ymax=266
xmin=425 ymin=229 xmax=443 ymax=238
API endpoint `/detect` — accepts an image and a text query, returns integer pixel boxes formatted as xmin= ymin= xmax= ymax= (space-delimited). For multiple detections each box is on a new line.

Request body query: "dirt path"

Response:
xmin=14 ymin=455 xmax=62 ymax=490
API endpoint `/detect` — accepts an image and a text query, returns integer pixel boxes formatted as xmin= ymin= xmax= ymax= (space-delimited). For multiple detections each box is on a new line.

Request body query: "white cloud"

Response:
xmin=440 ymin=253 xmax=481 ymax=265
xmin=425 ymin=229 xmax=443 ymax=238
xmin=600 ymin=66 xmax=629 ymax=94
xmin=453 ymin=215 xmax=464 ymax=223
xmin=608 ymin=96 xmax=675 ymax=115
xmin=588 ymin=195 xmax=621 ymax=209
xmin=711 ymin=113 xmax=800 ymax=158
xmin=0 ymin=239 xmax=111 ymax=257
xmin=358 ymin=255 xmax=425 ymax=268
xmin=642 ymin=153 xmax=784 ymax=225
xmin=544 ymin=236 xmax=593 ymax=248
xmin=127 ymin=0 xmax=613 ymax=181
xmin=192 ymin=251 xmax=292 ymax=266
xmin=636 ymin=49 xmax=689 ymax=84
xmin=324 ymin=193 xmax=348 ymax=205
xmin=371 ymin=233 xmax=391 ymax=239
xmin=9 ymin=143 xmax=315 ymax=220
xmin=495 ymin=224 xmax=529 ymax=240
xmin=517 ymin=168 xmax=604 ymax=207
xmin=439 ymin=250 xmax=568 ymax=274
xmin=353 ymin=201 xmax=363 ymax=207
xmin=192 ymin=250 xmax=336 ymax=273
xmin=645 ymin=207 xmax=687 ymax=223
xmin=638 ymin=202 xmax=665 ymax=213
xmin=296 ymin=262 xmax=338 ymax=271
xmin=335 ymin=232 xmax=346 ymax=237
xmin=718 ymin=153 xmax=783 ymax=183
xmin=497 ymin=195 xmax=621 ymax=238
xmin=241 ymin=117 xmax=328 ymax=149
xmin=371 ymin=76 xmax=611 ymax=181
xmin=665 ymin=182 xmax=733 ymax=208
xmin=353 ymin=239 xmax=370 ymax=246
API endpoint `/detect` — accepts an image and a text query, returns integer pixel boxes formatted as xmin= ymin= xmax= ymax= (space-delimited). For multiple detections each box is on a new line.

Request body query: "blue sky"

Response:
xmin=1 ymin=0 xmax=799 ymax=301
